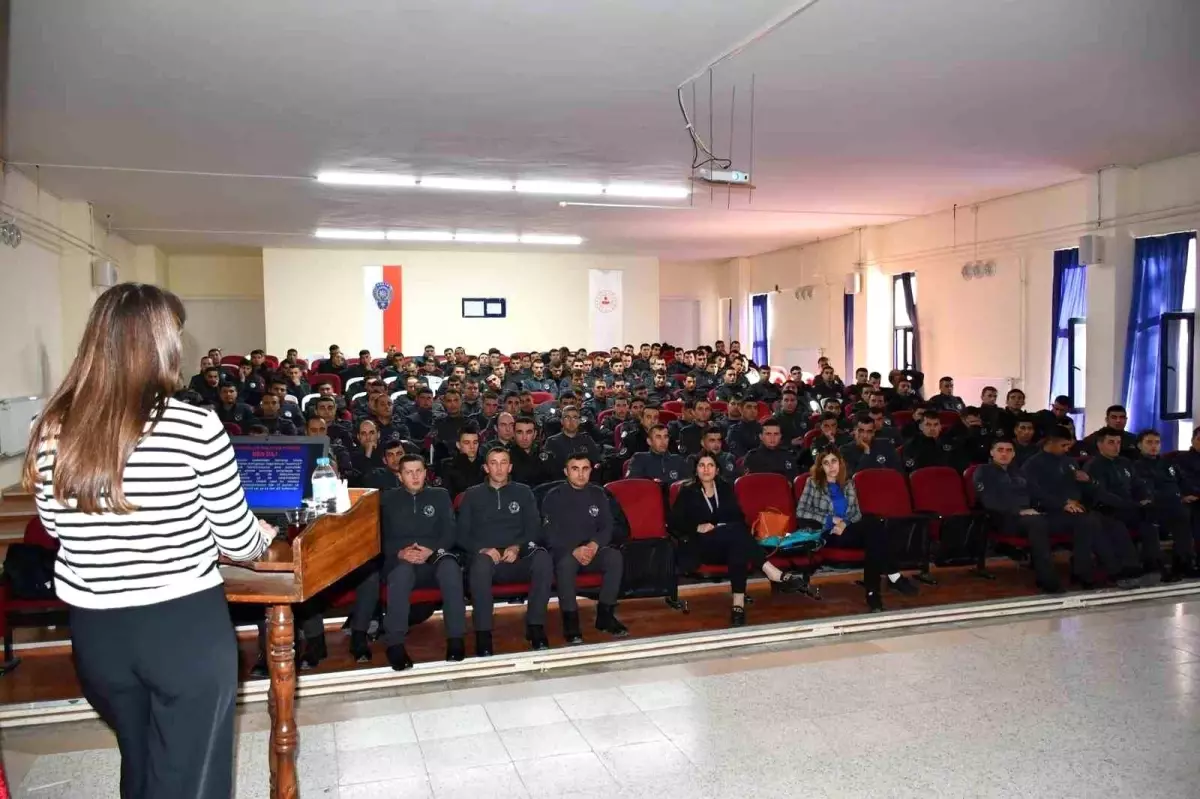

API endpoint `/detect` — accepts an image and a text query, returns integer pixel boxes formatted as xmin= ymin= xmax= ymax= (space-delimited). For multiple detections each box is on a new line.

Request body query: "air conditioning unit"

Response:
xmin=1078 ymin=234 xmax=1107 ymax=266
xmin=91 ymin=260 xmax=119 ymax=288
xmin=844 ymin=273 xmax=861 ymax=295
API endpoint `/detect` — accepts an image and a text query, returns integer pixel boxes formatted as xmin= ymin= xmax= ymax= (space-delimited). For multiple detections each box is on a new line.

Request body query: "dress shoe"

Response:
xmin=475 ymin=631 xmax=494 ymax=657
xmin=887 ymin=575 xmax=919 ymax=597
xmin=595 ymin=603 xmax=629 ymax=637
xmin=526 ymin=624 xmax=550 ymax=651
xmin=730 ymin=606 xmax=747 ymax=627
xmin=386 ymin=644 xmax=413 ymax=672
xmin=446 ymin=637 xmax=465 ymax=662
xmin=866 ymin=591 xmax=884 ymax=612
xmin=349 ymin=630 xmax=372 ymax=663
xmin=561 ymin=610 xmax=584 ymax=645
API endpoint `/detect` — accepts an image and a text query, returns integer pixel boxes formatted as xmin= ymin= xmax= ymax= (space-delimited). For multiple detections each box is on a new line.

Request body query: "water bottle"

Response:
xmin=310 ymin=457 xmax=338 ymax=514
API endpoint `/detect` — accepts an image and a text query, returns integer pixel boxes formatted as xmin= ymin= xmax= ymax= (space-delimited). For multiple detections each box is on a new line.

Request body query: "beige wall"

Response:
xmin=166 ymin=253 xmax=263 ymax=298
xmin=262 ymin=248 xmax=659 ymax=357
xmin=659 ymin=260 xmax=728 ymax=345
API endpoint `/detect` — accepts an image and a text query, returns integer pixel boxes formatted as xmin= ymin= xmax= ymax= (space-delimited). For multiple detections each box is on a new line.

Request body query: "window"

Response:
xmin=461 ymin=298 xmax=506 ymax=318
xmin=750 ymin=294 xmax=769 ymax=365
xmin=1067 ymin=318 xmax=1086 ymax=423
xmin=1049 ymin=248 xmax=1086 ymax=420
xmin=1170 ymin=237 xmax=1197 ymax=447
xmin=892 ymin=273 xmax=917 ymax=371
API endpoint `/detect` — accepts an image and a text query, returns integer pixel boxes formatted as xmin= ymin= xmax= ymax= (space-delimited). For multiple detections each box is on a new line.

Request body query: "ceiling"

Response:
xmin=7 ymin=0 xmax=1200 ymax=260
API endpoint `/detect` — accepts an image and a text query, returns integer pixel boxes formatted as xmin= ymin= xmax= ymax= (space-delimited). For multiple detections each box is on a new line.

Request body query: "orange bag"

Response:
xmin=751 ymin=507 xmax=792 ymax=541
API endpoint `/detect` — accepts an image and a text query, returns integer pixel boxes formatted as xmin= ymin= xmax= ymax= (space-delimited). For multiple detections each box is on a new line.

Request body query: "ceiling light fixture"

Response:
xmin=315 ymin=171 xmax=688 ymax=199
xmin=313 ymin=228 xmax=582 ymax=245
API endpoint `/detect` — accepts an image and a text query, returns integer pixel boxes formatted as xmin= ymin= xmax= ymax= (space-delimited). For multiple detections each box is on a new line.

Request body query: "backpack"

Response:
xmin=3 ymin=544 xmax=57 ymax=600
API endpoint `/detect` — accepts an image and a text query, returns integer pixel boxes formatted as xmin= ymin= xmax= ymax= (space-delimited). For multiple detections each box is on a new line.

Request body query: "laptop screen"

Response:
xmin=230 ymin=436 xmax=329 ymax=513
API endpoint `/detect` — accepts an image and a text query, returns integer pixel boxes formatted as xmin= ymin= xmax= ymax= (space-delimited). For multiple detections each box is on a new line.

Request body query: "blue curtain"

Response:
xmin=1121 ymin=232 xmax=1194 ymax=439
xmin=843 ymin=292 xmax=855 ymax=378
xmin=751 ymin=294 xmax=769 ymax=366
xmin=899 ymin=273 xmax=921 ymax=370
xmin=1048 ymin=249 xmax=1086 ymax=405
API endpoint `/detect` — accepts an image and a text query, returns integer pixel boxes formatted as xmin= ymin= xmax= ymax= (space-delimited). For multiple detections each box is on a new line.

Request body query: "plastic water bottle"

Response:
xmin=311 ymin=457 xmax=338 ymax=514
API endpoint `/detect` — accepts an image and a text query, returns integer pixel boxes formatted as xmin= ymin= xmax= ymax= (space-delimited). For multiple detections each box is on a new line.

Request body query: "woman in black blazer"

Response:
xmin=668 ymin=453 xmax=804 ymax=626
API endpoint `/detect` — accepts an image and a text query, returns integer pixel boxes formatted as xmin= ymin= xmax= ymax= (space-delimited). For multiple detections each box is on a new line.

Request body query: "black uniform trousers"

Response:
xmin=1044 ymin=511 xmax=1139 ymax=577
xmin=257 ymin=560 xmax=380 ymax=652
xmin=997 ymin=513 xmax=1057 ymax=586
xmin=384 ymin=555 xmax=467 ymax=646
xmin=468 ymin=549 xmax=553 ymax=630
xmin=1097 ymin=507 xmax=1163 ymax=570
xmin=824 ymin=517 xmax=893 ymax=591
xmin=555 ymin=546 xmax=624 ymax=611
xmin=70 ymin=586 xmax=238 ymax=799
xmin=1146 ymin=504 xmax=1197 ymax=563
xmin=690 ymin=522 xmax=765 ymax=594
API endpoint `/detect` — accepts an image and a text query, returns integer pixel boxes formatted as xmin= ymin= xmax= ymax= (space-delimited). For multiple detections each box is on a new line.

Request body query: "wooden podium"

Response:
xmin=221 ymin=488 xmax=380 ymax=799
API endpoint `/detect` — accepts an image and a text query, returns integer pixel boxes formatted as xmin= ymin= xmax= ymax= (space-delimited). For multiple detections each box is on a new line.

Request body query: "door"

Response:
xmin=659 ymin=298 xmax=701 ymax=349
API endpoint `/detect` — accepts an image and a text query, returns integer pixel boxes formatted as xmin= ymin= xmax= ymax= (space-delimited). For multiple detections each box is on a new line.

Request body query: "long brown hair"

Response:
xmin=808 ymin=448 xmax=848 ymax=489
xmin=22 ymin=283 xmax=187 ymax=513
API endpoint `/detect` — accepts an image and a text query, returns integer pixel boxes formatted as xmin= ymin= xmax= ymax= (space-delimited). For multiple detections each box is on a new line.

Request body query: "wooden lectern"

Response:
xmin=221 ymin=488 xmax=380 ymax=799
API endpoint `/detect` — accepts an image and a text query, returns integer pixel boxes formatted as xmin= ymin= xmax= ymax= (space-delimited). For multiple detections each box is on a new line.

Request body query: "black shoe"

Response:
xmin=1163 ymin=567 xmax=1183 ymax=584
xmin=561 ymin=610 xmax=584 ymax=645
xmin=1179 ymin=558 xmax=1200 ymax=579
xmin=1138 ymin=570 xmax=1162 ymax=588
xmin=475 ymin=631 xmax=494 ymax=658
xmin=1036 ymin=578 xmax=1065 ymax=595
xmin=349 ymin=631 xmax=372 ymax=663
xmin=866 ymin=591 xmax=884 ymax=612
xmin=446 ymin=637 xmax=465 ymax=662
xmin=299 ymin=633 xmax=328 ymax=670
xmin=526 ymin=624 xmax=550 ymax=651
xmin=249 ymin=657 xmax=269 ymax=679
xmin=386 ymin=644 xmax=414 ymax=672
xmin=773 ymin=572 xmax=808 ymax=594
xmin=595 ymin=603 xmax=629 ymax=638
xmin=730 ymin=606 xmax=746 ymax=627
xmin=887 ymin=575 xmax=919 ymax=597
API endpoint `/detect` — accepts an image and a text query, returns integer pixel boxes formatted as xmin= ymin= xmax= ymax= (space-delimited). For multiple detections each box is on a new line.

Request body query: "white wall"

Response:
xmin=164 ymin=252 xmax=265 ymax=368
xmin=659 ymin=260 xmax=726 ymax=345
xmin=262 ymin=248 xmax=659 ymax=356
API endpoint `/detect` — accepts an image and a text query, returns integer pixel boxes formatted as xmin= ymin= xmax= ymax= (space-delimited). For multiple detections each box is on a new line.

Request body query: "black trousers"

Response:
xmin=1044 ymin=511 xmax=1139 ymax=577
xmin=70 ymin=586 xmax=237 ymax=799
xmin=468 ymin=549 xmax=553 ymax=630
xmin=825 ymin=517 xmax=894 ymax=591
xmin=999 ymin=513 xmax=1058 ymax=585
xmin=1146 ymin=504 xmax=1197 ymax=562
xmin=693 ymin=522 xmax=765 ymax=593
xmin=1097 ymin=508 xmax=1160 ymax=570
xmin=384 ymin=556 xmax=467 ymax=646
xmin=256 ymin=561 xmax=379 ymax=652
xmin=555 ymin=547 xmax=623 ymax=611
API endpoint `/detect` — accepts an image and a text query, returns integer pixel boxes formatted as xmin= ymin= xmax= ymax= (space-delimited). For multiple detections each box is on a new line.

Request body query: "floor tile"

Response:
xmin=420 ymin=730 xmax=511 ymax=774
xmin=572 ymin=713 xmax=666 ymax=751
xmin=337 ymin=742 xmax=426 ymax=786
xmin=334 ymin=713 xmax=417 ymax=751
xmin=338 ymin=776 xmax=434 ymax=799
xmin=553 ymin=688 xmax=640 ymax=720
xmin=411 ymin=704 xmax=493 ymax=741
xmin=428 ymin=763 xmax=529 ymax=799
xmin=618 ymin=680 xmax=699 ymax=712
xmin=484 ymin=696 xmax=569 ymax=731
xmin=513 ymin=752 xmax=617 ymax=798
xmin=499 ymin=721 xmax=591 ymax=761
xmin=596 ymin=740 xmax=694 ymax=785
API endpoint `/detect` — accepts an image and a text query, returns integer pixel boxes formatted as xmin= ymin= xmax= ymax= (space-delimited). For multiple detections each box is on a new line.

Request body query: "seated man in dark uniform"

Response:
xmin=256 ymin=393 xmax=298 ymax=436
xmin=439 ymin=425 xmax=485 ymax=498
xmin=840 ymin=414 xmax=903 ymax=476
xmin=215 ymin=383 xmax=257 ymax=429
xmin=459 ymin=448 xmax=553 ymax=654
xmin=627 ymin=424 xmax=688 ymax=483
xmin=1078 ymin=405 xmax=1140 ymax=460
xmin=542 ymin=454 xmax=628 ymax=645
xmin=725 ymin=398 xmax=764 ymax=459
xmin=1022 ymin=427 xmax=1147 ymax=589
xmin=692 ymin=428 xmax=738 ymax=478
xmin=927 ymin=376 xmax=966 ymax=413
xmin=975 ymin=439 xmax=1062 ymax=593
xmin=743 ymin=419 xmax=800 ymax=481
xmin=543 ymin=405 xmax=603 ymax=474
xmin=508 ymin=416 xmax=554 ymax=487
xmin=1085 ymin=427 xmax=1165 ymax=580
xmin=373 ymin=454 xmax=467 ymax=671
xmin=1012 ymin=415 xmax=1040 ymax=467
xmin=1134 ymin=429 xmax=1200 ymax=578
xmin=903 ymin=414 xmax=967 ymax=473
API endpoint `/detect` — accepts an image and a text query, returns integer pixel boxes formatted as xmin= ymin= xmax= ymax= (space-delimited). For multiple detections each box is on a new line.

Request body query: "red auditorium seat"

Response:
xmin=224 ymin=423 xmax=243 ymax=436
xmin=1 ymin=519 xmax=68 ymax=667
xmin=657 ymin=410 xmax=678 ymax=424
xmin=792 ymin=473 xmax=809 ymax=502
xmin=710 ymin=401 xmax=728 ymax=415
xmin=597 ymin=409 xmax=615 ymax=425
xmin=311 ymin=373 xmax=343 ymax=394
xmin=662 ymin=400 xmax=683 ymax=415
xmin=733 ymin=473 xmax=818 ymax=573
xmin=529 ymin=391 xmax=553 ymax=405
xmin=937 ymin=411 xmax=961 ymax=431
xmin=910 ymin=466 xmax=988 ymax=573
xmin=891 ymin=410 xmax=914 ymax=429
xmin=264 ymin=355 xmax=280 ymax=369
xmin=607 ymin=479 xmax=666 ymax=540
xmin=853 ymin=468 xmax=933 ymax=580
xmin=707 ymin=390 xmax=717 ymax=402
xmin=220 ymin=355 xmax=243 ymax=366
xmin=962 ymin=465 xmax=1074 ymax=555
xmin=801 ymin=429 xmax=823 ymax=450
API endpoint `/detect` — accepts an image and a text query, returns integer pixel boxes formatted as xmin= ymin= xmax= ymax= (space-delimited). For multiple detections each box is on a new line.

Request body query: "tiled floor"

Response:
xmin=7 ymin=599 xmax=1200 ymax=798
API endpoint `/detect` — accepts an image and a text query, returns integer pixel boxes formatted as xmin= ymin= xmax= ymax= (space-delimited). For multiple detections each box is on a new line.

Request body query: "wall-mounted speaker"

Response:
xmin=1078 ymin=234 xmax=1107 ymax=266
xmin=844 ymin=273 xmax=861 ymax=295
xmin=91 ymin=260 xmax=119 ymax=288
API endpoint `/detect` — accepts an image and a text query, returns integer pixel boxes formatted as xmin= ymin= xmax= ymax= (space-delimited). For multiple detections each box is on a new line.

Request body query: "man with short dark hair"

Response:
xmin=886 ymin=378 xmax=919 ymax=413
xmin=1085 ymin=427 xmax=1164 ymax=580
xmin=1033 ymin=395 xmax=1074 ymax=439
xmin=440 ymin=425 xmax=485 ymax=498
xmin=404 ymin=388 xmax=436 ymax=441
xmin=743 ymin=419 xmax=801 ymax=480
xmin=975 ymin=439 xmax=1062 ymax=593
xmin=726 ymin=398 xmax=764 ymax=459
xmin=460 ymin=449 xmax=552 ymax=653
xmin=542 ymin=454 xmax=628 ymax=644
xmin=195 ymin=366 xmax=223 ymax=406
xmin=841 ymin=415 xmax=902 ymax=476
xmin=215 ymin=383 xmax=257 ymax=429
xmin=1012 ymin=415 xmax=1039 ymax=467
xmin=256 ymin=393 xmax=298 ymax=435
xmin=544 ymin=405 xmax=602 ymax=474
xmin=627 ymin=424 xmax=688 ymax=483
xmin=508 ymin=416 xmax=553 ymax=487
xmin=811 ymin=365 xmax=844 ymax=402
xmin=267 ymin=379 xmax=305 ymax=430
xmin=903 ymin=413 xmax=967 ymax=472
xmin=927 ymin=376 xmax=965 ymax=413
xmin=693 ymin=428 xmax=738 ymax=477
xmin=433 ymin=389 xmax=469 ymax=458
xmin=1079 ymin=405 xmax=1139 ymax=459
xmin=311 ymin=396 xmax=352 ymax=449
xmin=375 ymin=454 xmax=466 ymax=670
xmin=1134 ymin=429 xmax=1199 ymax=578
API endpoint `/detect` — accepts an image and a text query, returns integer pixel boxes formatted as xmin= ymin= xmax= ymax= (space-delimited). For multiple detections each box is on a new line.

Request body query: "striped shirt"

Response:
xmin=33 ymin=399 xmax=267 ymax=609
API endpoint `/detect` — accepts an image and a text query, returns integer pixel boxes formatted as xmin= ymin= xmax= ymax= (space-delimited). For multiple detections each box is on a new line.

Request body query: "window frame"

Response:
xmin=1158 ymin=310 xmax=1195 ymax=422
xmin=892 ymin=273 xmax=916 ymax=371
xmin=1066 ymin=317 xmax=1086 ymax=413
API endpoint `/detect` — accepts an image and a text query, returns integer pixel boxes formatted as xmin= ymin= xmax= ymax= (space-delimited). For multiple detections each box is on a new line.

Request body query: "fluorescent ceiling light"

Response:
xmin=316 ymin=171 xmax=417 ymax=188
xmin=454 ymin=232 xmax=521 ymax=244
xmin=386 ymin=230 xmax=455 ymax=242
xmin=515 ymin=180 xmax=604 ymax=196
xmin=419 ymin=177 xmax=513 ymax=192
xmin=519 ymin=234 xmax=584 ymax=246
xmin=314 ymin=228 xmax=386 ymax=240
xmin=605 ymin=183 xmax=691 ymax=199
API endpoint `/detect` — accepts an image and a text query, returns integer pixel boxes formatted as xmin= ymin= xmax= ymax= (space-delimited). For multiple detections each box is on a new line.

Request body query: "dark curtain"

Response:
xmin=899 ymin=273 xmax=921 ymax=370
xmin=843 ymin=292 xmax=855 ymax=378
xmin=1121 ymin=232 xmax=1194 ymax=440
xmin=751 ymin=294 xmax=769 ymax=366
xmin=1049 ymin=248 xmax=1086 ymax=404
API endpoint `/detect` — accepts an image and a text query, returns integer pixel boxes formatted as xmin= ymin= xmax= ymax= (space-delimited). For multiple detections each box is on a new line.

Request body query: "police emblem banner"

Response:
xmin=588 ymin=269 xmax=623 ymax=351
xmin=362 ymin=265 xmax=403 ymax=353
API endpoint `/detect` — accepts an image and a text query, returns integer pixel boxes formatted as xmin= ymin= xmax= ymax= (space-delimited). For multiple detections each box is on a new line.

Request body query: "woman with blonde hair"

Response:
xmin=24 ymin=283 xmax=273 ymax=798
xmin=795 ymin=449 xmax=918 ymax=611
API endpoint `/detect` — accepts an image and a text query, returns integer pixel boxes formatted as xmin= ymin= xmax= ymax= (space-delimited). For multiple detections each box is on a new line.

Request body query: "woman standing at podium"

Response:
xmin=23 ymin=283 xmax=273 ymax=799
